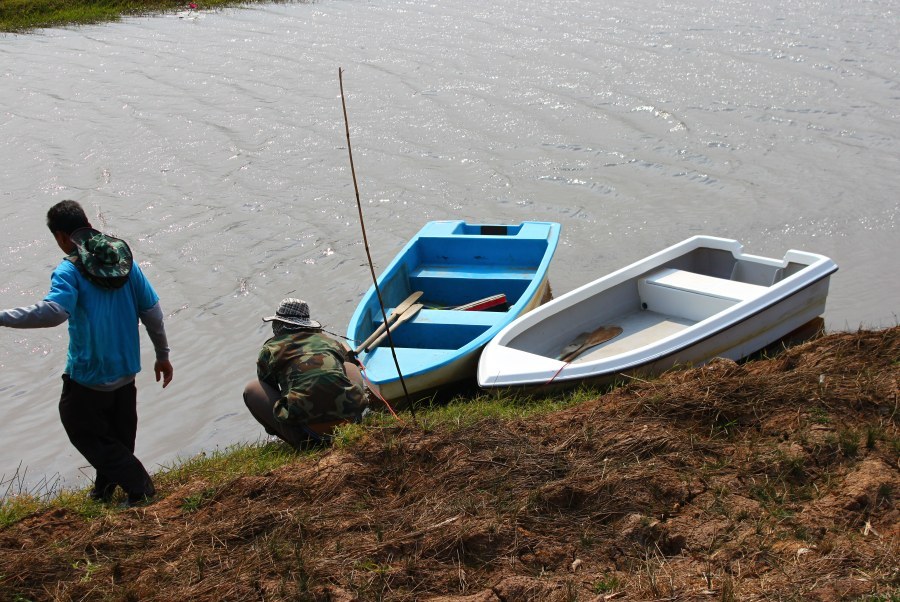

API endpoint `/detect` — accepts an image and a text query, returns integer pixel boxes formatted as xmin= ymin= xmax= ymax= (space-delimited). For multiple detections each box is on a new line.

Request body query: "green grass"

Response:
xmin=1 ymin=439 xmax=301 ymax=527
xmin=152 ymin=438 xmax=305 ymax=490
xmin=592 ymin=574 xmax=622 ymax=594
xmin=0 ymin=0 xmax=298 ymax=33
xmin=392 ymin=385 xmax=599 ymax=428
xmin=1 ymin=387 xmax=602 ymax=528
xmin=333 ymin=385 xmax=603 ymax=445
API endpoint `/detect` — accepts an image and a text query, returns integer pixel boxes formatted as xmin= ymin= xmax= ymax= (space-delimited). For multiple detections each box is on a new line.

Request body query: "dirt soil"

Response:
xmin=1 ymin=327 xmax=898 ymax=601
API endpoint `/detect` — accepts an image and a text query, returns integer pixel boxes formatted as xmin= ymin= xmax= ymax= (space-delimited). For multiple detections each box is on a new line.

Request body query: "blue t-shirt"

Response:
xmin=44 ymin=259 xmax=159 ymax=386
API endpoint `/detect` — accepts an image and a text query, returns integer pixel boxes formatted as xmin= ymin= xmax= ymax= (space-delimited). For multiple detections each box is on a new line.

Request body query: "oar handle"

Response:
xmin=560 ymin=344 xmax=588 ymax=363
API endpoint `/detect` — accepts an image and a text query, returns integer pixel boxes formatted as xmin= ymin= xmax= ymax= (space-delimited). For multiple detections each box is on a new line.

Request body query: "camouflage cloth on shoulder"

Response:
xmin=66 ymin=228 xmax=134 ymax=290
xmin=257 ymin=331 xmax=367 ymax=426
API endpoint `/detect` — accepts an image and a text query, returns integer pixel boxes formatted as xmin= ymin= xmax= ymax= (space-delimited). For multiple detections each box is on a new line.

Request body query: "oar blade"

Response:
xmin=367 ymin=303 xmax=423 ymax=350
xmin=353 ymin=291 xmax=424 ymax=354
xmin=557 ymin=331 xmax=590 ymax=360
xmin=559 ymin=325 xmax=623 ymax=363
xmin=393 ymin=290 xmax=424 ymax=315
xmin=586 ymin=325 xmax=623 ymax=346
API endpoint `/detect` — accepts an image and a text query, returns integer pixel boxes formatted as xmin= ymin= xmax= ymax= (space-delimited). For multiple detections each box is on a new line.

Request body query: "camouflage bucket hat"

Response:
xmin=68 ymin=228 xmax=133 ymax=290
xmin=263 ymin=298 xmax=322 ymax=329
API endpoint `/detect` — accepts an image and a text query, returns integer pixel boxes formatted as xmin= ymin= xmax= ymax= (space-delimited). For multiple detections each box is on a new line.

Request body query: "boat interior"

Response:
xmin=357 ymin=224 xmax=552 ymax=352
xmin=508 ymin=246 xmax=812 ymax=363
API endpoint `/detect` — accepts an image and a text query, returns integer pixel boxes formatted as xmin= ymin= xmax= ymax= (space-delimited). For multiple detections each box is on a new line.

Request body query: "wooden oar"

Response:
xmin=557 ymin=331 xmax=589 ymax=360
xmin=559 ymin=325 xmax=623 ymax=363
xmin=367 ymin=303 xmax=424 ymax=350
xmin=354 ymin=291 xmax=423 ymax=354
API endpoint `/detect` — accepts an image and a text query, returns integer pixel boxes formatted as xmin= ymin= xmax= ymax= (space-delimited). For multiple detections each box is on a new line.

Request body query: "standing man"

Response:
xmin=243 ymin=298 xmax=367 ymax=449
xmin=0 ymin=200 xmax=173 ymax=506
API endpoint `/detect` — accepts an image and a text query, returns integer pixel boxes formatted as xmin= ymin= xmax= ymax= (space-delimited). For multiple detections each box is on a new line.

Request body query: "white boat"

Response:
xmin=477 ymin=236 xmax=838 ymax=389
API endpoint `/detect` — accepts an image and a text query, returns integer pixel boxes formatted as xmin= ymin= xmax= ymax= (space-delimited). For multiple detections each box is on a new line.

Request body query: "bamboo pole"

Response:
xmin=338 ymin=67 xmax=416 ymax=420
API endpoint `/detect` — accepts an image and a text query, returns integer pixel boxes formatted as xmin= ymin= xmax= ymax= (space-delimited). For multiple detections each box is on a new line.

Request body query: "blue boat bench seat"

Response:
xmin=370 ymin=307 xmax=505 ymax=351
xmin=409 ymin=265 xmax=536 ymax=308
xmin=362 ymin=307 xmax=507 ymax=376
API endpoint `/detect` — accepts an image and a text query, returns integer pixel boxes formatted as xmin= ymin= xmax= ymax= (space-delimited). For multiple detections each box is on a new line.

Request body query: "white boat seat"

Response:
xmin=638 ymin=268 xmax=769 ymax=322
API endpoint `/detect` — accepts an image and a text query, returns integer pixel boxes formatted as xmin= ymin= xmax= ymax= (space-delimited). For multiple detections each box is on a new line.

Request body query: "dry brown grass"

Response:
xmin=1 ymin=327 xmax=898 ymax=601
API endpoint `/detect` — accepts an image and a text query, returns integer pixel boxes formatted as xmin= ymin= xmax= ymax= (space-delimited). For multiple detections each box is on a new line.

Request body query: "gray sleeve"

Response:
xmin=0 ymin=300 xmax=69 ymax=328
xmin=139 ymin=302 xmax=170 ymax=361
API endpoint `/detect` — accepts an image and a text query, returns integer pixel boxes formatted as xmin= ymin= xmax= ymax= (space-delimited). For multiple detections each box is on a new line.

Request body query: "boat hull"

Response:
xmin=374 ymin=276 xmax=552 ymax=403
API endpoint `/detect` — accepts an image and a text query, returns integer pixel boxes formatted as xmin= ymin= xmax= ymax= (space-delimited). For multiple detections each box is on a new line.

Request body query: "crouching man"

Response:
xmin=243 ymin=298 xmax=367 ymax=448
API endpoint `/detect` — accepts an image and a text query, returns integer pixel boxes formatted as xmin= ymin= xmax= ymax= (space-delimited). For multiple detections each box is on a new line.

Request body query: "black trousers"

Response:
xmin=58 ymin=375 xmax=155 ymax=500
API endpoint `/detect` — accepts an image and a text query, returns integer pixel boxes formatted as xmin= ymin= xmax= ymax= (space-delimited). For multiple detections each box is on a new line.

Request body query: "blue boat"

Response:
xmin=347 ymin=220 xmax=561 ymax=406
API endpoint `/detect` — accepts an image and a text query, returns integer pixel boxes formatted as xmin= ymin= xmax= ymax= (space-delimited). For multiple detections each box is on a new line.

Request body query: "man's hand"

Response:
xmin=155 ymin=359 xmax=174 ymax=388
xmin=346 ymin=349 xmax=362 ymax=367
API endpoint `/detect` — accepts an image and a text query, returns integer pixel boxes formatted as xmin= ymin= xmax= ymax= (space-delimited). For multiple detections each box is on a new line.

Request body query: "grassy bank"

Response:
xmin=0 ymin=386 xmax=597 ymax=529
xmin=0 ymin=439 xmax=303 ymax=528
xmin=0 ymin=0 xmax=291 ymax=33
xmin=1 ymin=327 xmax=898 ymax=601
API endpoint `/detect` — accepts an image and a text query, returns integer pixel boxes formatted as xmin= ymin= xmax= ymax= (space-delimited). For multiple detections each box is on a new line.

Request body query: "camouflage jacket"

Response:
xmin=257 ymin=331 xmax=367 ymax=426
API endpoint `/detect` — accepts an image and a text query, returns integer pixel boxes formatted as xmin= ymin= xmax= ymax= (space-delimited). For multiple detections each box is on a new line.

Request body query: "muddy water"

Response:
xmin=1 ymin=0 xmax=897 ymax=488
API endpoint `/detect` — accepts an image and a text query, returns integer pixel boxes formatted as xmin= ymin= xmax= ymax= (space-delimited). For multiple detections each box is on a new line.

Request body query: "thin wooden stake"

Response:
xmin=339 ymin=67 xmax=416 ymax=419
